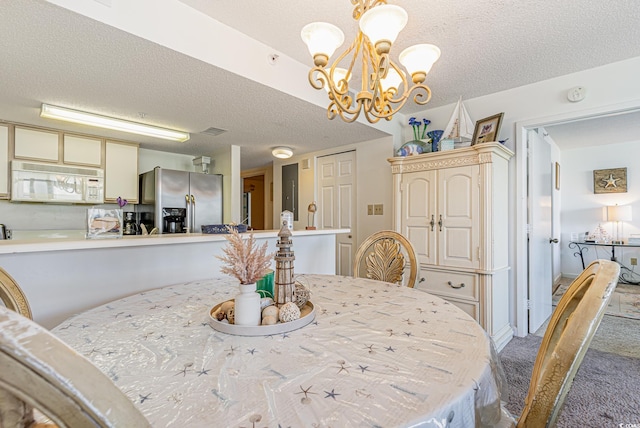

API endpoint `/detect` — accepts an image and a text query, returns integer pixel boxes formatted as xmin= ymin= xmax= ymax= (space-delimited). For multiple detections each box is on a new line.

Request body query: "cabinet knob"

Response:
xmin=438 ymin=215 xmax=443 ymax=232
xmin=549 ymin=238 xmax=559 ymax=244
xmin=447 ymin=281 xmax=465 ymax=289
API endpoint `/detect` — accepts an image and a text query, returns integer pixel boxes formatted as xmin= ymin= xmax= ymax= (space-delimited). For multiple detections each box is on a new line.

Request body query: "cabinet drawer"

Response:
xmin=445 ymin=297 xmax=479 ymax=322
xmin=418 ymin=269 xmax=478 ymax=301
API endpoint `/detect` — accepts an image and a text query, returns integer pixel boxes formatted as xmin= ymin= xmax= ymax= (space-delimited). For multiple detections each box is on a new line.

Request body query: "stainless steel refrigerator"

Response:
xmin=139 ymin=167 xmax=223 ymax=234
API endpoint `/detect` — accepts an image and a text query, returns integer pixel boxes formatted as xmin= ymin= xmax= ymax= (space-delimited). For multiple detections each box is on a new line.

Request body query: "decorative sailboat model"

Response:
xmin=443 ymin=98 xmax=474 ymax=146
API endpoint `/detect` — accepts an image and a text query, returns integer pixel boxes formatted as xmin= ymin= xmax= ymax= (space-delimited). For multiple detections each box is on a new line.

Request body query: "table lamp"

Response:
xmin=606 ymin=205 xmax=632 ymax=244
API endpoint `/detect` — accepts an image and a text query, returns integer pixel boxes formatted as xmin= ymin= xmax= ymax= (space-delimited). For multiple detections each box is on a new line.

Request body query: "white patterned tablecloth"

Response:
xmin=52 ymin=274 xmax=505 ymax=427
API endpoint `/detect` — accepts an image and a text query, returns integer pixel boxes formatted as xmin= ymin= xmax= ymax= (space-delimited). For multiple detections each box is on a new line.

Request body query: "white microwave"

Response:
xmin=11 ymin=160 xmax=104 ymax=204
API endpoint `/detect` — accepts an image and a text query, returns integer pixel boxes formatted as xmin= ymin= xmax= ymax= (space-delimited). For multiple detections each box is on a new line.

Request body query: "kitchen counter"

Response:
xmin=0 ymin=228 xmax=348 ymax=328
xmin=0 ymin=228 xmax=349 ymax=254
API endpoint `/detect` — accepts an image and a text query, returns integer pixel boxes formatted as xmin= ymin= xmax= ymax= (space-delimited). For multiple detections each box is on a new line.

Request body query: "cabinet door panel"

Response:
xmin=105 ymin=142 xmax=138 ymax=202
xmin=64 ymin=135 xmax=102 ymax=166
xmin=401 ymin=171 xmax=436 ymax=265
xmin=439 ymin=166 xmax=480 ymax=268
xmin=15 ymin=127 xmax=59 ymax=161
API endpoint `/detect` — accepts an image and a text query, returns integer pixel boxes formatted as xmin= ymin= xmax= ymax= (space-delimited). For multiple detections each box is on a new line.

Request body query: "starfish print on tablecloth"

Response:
xmin=324 ymin=388 xmax=340 ymax=400
xmin=296 ymin=385 xmax=317 ymax=404
xmin=358 ymin=365 xmax=369 ymax=373
xmin=139 ymin=393 xmax=151 ymax=403
xmin=336 ymin=360 xmax=349 ymax=374
xmin=603 ymin=173 xmax=619 ymax=188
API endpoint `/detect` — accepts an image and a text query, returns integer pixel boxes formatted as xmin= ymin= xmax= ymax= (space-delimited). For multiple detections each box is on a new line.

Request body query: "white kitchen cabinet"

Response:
xmin=63 ymin=134 xmax=102 ymax=166
xmin=0 ymin=125 xmax=8 ymax=197
xmin=104 ymin=141 xmax=138 ymax=203
xmin=14 ymin=126 xmax=59 ymax=162
xmin=389 ymin=142 xmax=514 ymax=350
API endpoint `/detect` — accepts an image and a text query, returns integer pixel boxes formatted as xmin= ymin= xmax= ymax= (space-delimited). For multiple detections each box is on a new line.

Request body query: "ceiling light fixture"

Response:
xmin=272 ymin=147 xmax=293 ymax=159
xmin=301 ymin=1 xmax=440 ymax=123
xmin=40 ymin=104 xmax=190 ymax=142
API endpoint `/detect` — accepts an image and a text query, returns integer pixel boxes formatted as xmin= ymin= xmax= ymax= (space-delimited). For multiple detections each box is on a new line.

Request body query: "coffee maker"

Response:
xmin=162 ymin=208 xmax=186 ymax=233
xmin=123 ymin=212 xmax=140 ymax=235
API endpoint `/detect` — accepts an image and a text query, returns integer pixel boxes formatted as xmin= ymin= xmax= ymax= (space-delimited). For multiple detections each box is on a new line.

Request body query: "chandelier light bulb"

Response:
xmin=301 ymin=22 xmax=345 ymax=66
xmin=399 ymin=44 xmax=441 ymax=83
xmin=359 ymin=5 xmax=408 ymax=54
xmin=380 ymin=68 xmax=405 ymax=93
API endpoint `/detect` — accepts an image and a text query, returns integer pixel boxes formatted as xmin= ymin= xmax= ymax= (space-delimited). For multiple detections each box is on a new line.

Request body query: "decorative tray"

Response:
xmin=208 ymin=301 xmax=315 ymax=336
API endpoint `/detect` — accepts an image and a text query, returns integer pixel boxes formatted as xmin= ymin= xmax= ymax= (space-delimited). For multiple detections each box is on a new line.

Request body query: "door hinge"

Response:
xmin=526 ymin=299 xmax=532 ymax=310
xmin=477 ymin=247 xmax=481 ymax=260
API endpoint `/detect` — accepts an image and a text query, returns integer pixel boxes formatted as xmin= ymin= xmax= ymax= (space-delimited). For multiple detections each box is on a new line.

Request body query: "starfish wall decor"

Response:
xmin=593 ymin=167 xmax=627 ymax=194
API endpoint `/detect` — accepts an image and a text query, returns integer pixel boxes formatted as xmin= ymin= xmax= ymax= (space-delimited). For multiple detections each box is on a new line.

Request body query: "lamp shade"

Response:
xmin=399 ymin=44 xmax=441 ymax=79
xmin=301 ymin=22 xmax=344 ymax=59
xmin=359 ymin=5 xmax=407 ymax=47
xmin=606 ymin=205 xmax=632 ymax=222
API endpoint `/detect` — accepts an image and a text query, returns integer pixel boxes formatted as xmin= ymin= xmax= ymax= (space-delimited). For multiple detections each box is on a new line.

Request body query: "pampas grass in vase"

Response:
xmin=216 ymin=228 xmax=274 ymax=325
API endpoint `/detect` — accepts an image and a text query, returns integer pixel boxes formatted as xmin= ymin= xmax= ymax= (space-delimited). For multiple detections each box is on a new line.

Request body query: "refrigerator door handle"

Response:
xmin=185 ymin=194 xmax=191 ymax=233
xmin=191 ymin=194 xmax=196 ymax=233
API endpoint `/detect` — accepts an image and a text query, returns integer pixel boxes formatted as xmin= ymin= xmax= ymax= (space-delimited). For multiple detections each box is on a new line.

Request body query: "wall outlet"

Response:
xmin=631 ymin=257 xmax=638 ymax=266
xmin=374 ymin=204 xmax=383 ymax=215
xmin=367 ymin=204 xmax=374 ymax=216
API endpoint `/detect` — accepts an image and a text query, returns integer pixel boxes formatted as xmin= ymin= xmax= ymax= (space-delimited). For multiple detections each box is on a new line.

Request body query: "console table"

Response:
xmin=568 ymin=241 xmax=640 ymax=284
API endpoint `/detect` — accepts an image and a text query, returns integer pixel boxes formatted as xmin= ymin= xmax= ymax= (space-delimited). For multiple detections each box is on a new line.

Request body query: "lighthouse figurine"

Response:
xmin=274 ymin=219 xmax=295 ymax=306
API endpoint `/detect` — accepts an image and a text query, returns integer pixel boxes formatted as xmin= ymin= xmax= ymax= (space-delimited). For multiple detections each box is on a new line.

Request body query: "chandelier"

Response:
xmin=301 ymin=1 xmax=440 ymax=123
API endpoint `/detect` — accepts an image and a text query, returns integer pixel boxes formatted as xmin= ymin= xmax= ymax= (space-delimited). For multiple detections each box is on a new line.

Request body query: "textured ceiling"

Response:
xmin=0 ymin=0 xmax=639 ymax=169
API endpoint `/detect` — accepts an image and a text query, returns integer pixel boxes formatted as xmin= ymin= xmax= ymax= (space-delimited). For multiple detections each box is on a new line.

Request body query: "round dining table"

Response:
xmin=52 ymin=274 xmax=505 ymax=427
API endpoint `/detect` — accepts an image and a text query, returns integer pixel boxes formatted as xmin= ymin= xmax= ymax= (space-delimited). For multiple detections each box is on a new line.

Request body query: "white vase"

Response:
xmin=234 ymin=282 xmax=261 ymax=326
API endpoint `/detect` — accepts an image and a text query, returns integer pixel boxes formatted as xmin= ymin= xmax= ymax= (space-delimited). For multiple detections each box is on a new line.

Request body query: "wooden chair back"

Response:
xmin=0 ymin=306 xmax=151 ymax=427
xmin=0 ymin=267 xmax=32 ymax=319
xmin=353 ymin=230 xmax=419 ymax=288
xmin=517 ymin=259 xmax=619 ymax=427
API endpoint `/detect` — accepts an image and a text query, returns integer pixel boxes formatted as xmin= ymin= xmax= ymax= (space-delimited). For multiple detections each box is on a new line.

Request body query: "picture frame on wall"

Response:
xmin=593 ymin=167 xmax=627 ymax=193
xmin=471 ymin=113 xmax=504 ymax=145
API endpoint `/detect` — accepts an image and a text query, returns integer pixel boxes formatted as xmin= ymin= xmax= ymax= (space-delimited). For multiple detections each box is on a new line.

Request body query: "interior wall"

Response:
xmin=560 ymin=140 xmax=640 ymax=277
xmin=272 ymin=136 xmax=394 ymax=248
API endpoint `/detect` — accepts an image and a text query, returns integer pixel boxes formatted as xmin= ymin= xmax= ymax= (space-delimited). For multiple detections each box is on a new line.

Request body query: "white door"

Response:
xmin=318 ymin=151 xmax=356 ymax=275
xmin=528 ymin=129 xmax=554 ymax=333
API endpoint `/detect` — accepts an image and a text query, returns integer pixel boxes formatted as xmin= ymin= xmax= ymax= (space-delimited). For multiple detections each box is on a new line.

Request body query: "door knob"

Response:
xmin=549 ymin=238 xmax=559 ymax=244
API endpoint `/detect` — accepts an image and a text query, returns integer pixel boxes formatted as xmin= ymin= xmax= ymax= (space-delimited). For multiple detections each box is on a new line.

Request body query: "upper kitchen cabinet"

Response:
xmin=104 ymin=141 xmax=138 ymax=203
xmin=63 ymin=134 xmax=102 ymax=166
xmin=14 ymin=126 xmax=60 ymax=162
xmin=0 ymin=125 xmax=8 ymax=197
xmin=14 ymin=126 xmax=104 ymax=167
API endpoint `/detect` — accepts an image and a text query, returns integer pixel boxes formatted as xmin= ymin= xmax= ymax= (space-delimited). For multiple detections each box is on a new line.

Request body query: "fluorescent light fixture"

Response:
xmin=40 ymin=104 xmax=190 ymax=142
xmin=272 ymin=147 xmax=293 ymax=159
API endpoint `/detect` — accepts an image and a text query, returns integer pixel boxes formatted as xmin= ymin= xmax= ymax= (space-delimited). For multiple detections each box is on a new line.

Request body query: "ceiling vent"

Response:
xmin=200 ymin=127 xmax=227 ymax=137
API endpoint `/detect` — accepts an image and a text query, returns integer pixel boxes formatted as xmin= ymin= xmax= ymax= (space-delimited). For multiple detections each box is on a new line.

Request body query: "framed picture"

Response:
xmin=555 ymin=162 xmax=560 ymax=190
xmin=471 ymin=113 xmax=504 ymax=145
xmin=593 ymin=167 xmax=627 ymax=194
xmin=87 ymin=208 xmax=123 ymax=239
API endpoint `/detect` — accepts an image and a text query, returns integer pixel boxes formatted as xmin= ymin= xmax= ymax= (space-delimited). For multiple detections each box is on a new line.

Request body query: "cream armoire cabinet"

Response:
xmin=389 ymin=142 xmax=514 ymax=349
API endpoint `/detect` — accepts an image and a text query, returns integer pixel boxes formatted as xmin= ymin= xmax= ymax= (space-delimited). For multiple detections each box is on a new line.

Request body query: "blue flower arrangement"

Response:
xmin=409 ymin=117 xmax=431 ymax=140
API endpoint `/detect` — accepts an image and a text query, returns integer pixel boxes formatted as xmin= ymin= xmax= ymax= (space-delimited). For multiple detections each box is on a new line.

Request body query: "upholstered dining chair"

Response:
xmin=499 ymin=259 xmax=620 ymax=427
xmin=0 ymin=306 xmax=151 ymax=427
xmin=353 ymin=230 xmax=419 ymax=288
xmin=0 ymin=267 xmax=32 ymax=319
